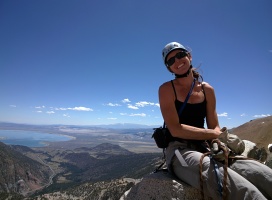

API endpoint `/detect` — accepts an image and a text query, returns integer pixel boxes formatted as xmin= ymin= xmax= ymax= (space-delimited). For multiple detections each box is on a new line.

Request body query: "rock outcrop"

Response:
xmin=121 ymin=170 xmax=211 ymax=200
xmin=242 ymin=140 xmax=267 ymax=162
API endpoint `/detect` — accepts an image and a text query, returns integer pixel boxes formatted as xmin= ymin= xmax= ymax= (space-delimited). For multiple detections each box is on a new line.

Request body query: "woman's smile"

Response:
xmin=177 ymin=63 xmax=185 ymax=69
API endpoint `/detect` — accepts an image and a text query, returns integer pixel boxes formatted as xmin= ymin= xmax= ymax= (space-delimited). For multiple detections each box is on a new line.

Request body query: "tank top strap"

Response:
xmin=171 ymin=80 xmax=177 ymax=100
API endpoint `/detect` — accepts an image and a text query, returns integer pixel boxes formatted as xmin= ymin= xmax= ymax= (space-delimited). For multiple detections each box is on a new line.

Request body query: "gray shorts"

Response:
xmin=172 ymin=148 xmax=272 ymax=200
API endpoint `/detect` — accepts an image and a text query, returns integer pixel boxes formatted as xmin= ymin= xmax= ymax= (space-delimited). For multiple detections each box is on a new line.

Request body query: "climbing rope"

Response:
xmin=199 ymin=151 xmax=211 ymax=199
xmin=199 ymin=139 xmax=229 ymax=200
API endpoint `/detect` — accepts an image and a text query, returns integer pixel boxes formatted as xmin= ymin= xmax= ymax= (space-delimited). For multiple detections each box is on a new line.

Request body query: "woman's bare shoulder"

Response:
xmin=201 ymin=81 xmax=216 ymax=97
xmin=159 ymin=81 xmax=172 ymax=91
xmin=202 ymin=81 xmax=214 ymax=90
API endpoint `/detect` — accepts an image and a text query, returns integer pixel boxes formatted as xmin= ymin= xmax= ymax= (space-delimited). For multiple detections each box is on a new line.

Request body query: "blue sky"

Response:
xmin=1 ymin=0 xmax=271 ymax=128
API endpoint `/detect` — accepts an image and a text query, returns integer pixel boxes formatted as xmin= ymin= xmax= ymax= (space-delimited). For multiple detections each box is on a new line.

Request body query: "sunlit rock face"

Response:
xmin=242 ymin=140 xmax=267 ymax=162
xmin=121 ymin=170 xmax=212 ymax=200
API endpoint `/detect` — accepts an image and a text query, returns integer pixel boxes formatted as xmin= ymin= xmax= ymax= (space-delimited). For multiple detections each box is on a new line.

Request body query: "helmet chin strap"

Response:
xmin=175 ymin=65 xmax=192 ymax=78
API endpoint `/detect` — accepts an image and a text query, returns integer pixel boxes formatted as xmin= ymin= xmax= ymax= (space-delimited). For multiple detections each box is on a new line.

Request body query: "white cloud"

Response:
xmin=56 ymin=107 xmax=67 ymax=111
xmin=122 ymin=98 xmax=131 ymax=103
xmin=35 ymin=106 xmax=45 ymax=109
xmin=135 ymin=101 xmax=150 ymax=107
xmin=253 ymin=114 xmax=271 ymax=118
xmin=218 ymin=112 xmax=228 ymax=117
xmin=69 ymin=107 xmax=92 ymax=111
xmin=126 ymin=101 xmax=159 ymax=110
xmin=36 ymin=111 xmax=42 ymax=113
xmin=129 ymin=113 xmax=146 ymax=117
xmin=121 ymin=99 xmax=160 ymax=109
xmin=135 ymin=101 xmax=154 ymax=107
xmin=47 ymin=111 xmax=55 ymax=114
xmin=63 ymin=114 xmax=70 ymax=118
xmin=108 ymin=117 xmax=117 ymax=120
xmin=127 ymin=104 xmax=139 ymax=110
xmin=9 ymin=105 xmax=16 ymax=108
xmin=106 ymin=103 xmax=121 ymax=107
xmin=135 ymin=101 xmax=159 ymax=108
xmin=55 ymin=106 xmax=93 ymax=111
xmin=120 ymin=113 xmax=127 ymax=115
xmin=240 ymin=113 xmax=246 ymax=117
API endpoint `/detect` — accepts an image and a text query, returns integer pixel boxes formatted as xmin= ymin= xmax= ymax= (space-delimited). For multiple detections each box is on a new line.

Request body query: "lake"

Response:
xmin=0 ymin=130 xmax=73 ymax=147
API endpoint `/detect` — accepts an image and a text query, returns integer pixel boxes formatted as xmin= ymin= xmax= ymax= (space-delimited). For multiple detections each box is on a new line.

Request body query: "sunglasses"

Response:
xmin=166 ymin=51 xmax=188 ymax=67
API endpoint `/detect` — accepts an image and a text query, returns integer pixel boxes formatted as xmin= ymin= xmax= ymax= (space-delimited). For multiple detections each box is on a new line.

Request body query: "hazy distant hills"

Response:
xmin=95 ymin=123 xmax=156 ymax=129
xmin=0 ymin=121 xmax=157 ymax=130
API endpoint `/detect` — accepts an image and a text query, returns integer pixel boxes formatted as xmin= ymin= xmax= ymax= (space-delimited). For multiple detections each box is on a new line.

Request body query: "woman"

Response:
xmin=159 ymin=42 xmax=272 ymax=199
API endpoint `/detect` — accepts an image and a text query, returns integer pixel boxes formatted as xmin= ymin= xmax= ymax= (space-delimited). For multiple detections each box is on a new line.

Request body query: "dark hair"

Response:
xmin=192 ymin=67 xmax=203 ymax=82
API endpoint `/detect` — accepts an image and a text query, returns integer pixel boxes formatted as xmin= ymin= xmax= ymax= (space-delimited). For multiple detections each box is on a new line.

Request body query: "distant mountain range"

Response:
xmin=95 ymin=123 xmax=157 ymax=129
xmin=0 ymin=121 xmax=158 ymax=129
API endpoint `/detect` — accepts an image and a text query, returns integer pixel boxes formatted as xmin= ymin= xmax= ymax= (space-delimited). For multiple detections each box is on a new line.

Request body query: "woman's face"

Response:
xmin=166 ymin=49 xmax=191 ymax=74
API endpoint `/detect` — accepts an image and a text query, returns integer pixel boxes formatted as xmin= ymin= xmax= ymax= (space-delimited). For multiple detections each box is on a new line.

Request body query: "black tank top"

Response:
xmin=171 ymin=80 xmax=207 ymax=128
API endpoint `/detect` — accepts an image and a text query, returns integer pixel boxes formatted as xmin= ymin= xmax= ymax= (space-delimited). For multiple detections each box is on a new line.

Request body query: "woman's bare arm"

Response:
xmin=202 ymin=82 xmax=221 ymax=132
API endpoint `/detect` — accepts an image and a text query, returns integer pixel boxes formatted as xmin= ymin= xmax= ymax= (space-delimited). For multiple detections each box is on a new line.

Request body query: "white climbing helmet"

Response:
xmin=162 ymin=42 xmax=187 ymax=66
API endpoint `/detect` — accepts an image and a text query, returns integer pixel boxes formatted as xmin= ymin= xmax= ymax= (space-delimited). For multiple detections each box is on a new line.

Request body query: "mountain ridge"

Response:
xmin=232 ymin=116 xmax=272 ymax=150
xmin=0 ymin=142 xmax=51 ymax=196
